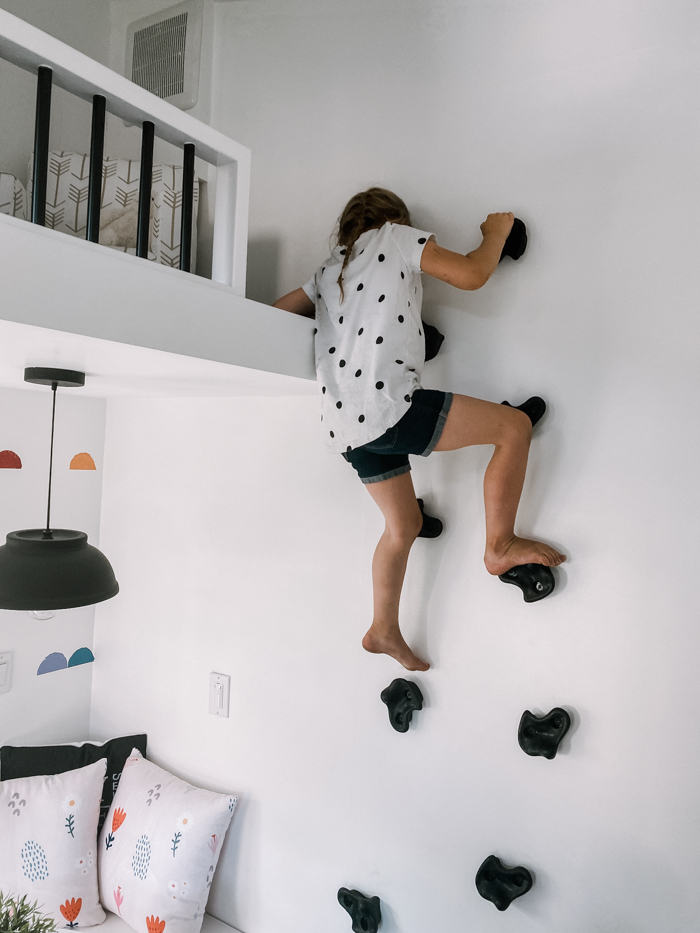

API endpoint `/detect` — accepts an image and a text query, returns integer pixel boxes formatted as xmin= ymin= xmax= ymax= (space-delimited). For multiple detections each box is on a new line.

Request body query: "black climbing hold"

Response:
xmin=475 ymin=855 xmax=533 ymax=911
xmin=498 ymin=563 xmax=555 ymax=602
xmin=499 ymin=217 xmax=527 ymax=262
xmin=423 ymin=322 xmax=445 ymax=362
xmin=380 ymin=678 xmax=424 ymax=733
xmin=337 ymin=888 xmax=382 ymax=933
xmin=501 ymin=396 xmax=546 ymax=427
xmin=518 ymin=707 xmax=571 ymax=759
xmin=416 ymin=498 xmax=442 ymax=539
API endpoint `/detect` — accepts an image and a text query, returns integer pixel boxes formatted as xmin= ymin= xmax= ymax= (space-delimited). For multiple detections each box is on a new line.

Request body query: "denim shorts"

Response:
xmin=342 ymin=389 xmax=453 ymax=484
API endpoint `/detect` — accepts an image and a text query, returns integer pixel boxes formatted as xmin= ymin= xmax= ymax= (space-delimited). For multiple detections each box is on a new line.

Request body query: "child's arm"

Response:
xmin=420 ymin=212 xmax=514 ymax=290
xmin=273 ymin=287 xmax=315 ymax=317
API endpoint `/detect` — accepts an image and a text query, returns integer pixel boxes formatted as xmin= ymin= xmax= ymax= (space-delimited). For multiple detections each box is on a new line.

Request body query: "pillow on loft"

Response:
xmin=1 ymin=734 xmax=148 ymax=833
xmin=27 ymin=152 xmax=199 ymax=269
xmin=99 ymin=750 xmax=238 ymax=933
xmin=0 ymin=172 xmax=27 ymax=219
xmin=0 ymin=759 xmax=107 ymax=929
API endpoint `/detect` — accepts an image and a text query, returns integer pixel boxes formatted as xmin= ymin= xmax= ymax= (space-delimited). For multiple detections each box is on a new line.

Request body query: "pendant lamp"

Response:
xmin=0 ymin=367 xmax=119 ymax=611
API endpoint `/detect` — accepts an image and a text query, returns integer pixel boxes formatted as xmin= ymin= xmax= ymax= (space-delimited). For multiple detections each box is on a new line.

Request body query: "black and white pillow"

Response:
xmin=0 ymin=173 xmax=27 ymax=219
xmin=0 ymin=733 xmax=147 ymax=832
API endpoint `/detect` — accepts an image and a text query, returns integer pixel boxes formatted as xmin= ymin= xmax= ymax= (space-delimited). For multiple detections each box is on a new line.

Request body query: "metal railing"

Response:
xmin=0 ymin=8 xmax=250 ymax=292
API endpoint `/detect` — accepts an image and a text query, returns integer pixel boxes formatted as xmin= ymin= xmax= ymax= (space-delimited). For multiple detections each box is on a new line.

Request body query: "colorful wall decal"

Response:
xmin=37 ymin=652 xmax=68 ymax=675
xmin=70 ymin=452 xmax=96 ymax=470
xmin=68 ymin=647 xmax=95 ymax=667
xmin=0 ymin=449 xmax=22 ymax=468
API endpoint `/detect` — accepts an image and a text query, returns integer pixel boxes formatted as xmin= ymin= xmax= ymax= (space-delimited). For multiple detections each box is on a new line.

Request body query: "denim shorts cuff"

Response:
xmin=361 ymin=463 xmax=412 ymax=485
xmin=420 ymin=391 xmax=453 ymax=456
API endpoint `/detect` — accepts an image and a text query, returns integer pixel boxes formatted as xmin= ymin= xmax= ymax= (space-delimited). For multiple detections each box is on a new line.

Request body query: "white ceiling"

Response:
xmin=0 ymin=318 xmax=318 ymax=398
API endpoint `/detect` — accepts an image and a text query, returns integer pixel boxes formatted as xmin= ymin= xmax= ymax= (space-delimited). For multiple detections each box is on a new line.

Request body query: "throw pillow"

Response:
xmin=0 ymin=759 xmax=106 ymax=928
xmin=0 ymin=173 xmax=27 ymax=219
xmin=99 ymin=750 xmax=237 ymax=933
xmin=1 ymin=734 xmax=148 ymax=832
xmin=27 ymin=153 xmax=199 ymax=269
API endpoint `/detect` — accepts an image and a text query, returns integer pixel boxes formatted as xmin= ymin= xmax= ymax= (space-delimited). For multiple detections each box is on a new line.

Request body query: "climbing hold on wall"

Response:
xmin=499 ymin=218 xmax=527 ymax=262
xmin=501 ymin=396 xmax=546 ymax=428
xmin=380 ymin=678 xmax=424 ymax=733
xmin=475 ymin=855 xmax=533 ymax=911
xmin=337 ymin=888 xmax=382 ymax=933
xmin=498 ymin=563 xmax=555 ymax=602
xmin=416 ymin=499 xmax=443 ymax=538
xmin=518 ymin=707 xmax=571 ymax=759
xmin=423 ymin=321 xmax=445 ymax=361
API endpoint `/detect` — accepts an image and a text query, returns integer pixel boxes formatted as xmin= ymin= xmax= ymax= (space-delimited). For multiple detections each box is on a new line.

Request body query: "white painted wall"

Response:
xmin=0 ymin=386 xmax=106 ymax=748
xmin=91 ymin=2 xmax=700 ymax=932
xmin=0 ymin=0 xmax=110 ymax=182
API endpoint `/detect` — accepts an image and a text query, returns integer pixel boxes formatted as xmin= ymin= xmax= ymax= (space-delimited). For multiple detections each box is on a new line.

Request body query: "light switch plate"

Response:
xmin=0 ymin=652 xmax=13 ymax=694
xmin=209 ymin=672 xmax=230 ymax=718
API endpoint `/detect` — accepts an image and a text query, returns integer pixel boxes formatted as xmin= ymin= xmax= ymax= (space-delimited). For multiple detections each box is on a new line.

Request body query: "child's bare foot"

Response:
xmin=484 ymin=535 xmax=566 ymax=576
xmin=362 ymin=624 xmax=430 ymax=672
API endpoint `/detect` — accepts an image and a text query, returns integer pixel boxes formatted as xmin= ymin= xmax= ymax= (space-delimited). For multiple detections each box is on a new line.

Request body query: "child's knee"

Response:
xmin=388 ymin=506 xmax=423 ymax=546
xmin=503 ymin=406 xmax=532 ymax=443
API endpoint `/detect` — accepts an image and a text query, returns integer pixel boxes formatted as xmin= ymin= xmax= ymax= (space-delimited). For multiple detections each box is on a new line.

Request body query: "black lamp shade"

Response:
xmin=0 ymin=529 xmax=119 ymax=610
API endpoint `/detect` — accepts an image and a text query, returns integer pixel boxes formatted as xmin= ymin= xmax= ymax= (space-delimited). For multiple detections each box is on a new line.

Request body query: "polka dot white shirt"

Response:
xmin=303 ymin=222 xmax=434 ymax=454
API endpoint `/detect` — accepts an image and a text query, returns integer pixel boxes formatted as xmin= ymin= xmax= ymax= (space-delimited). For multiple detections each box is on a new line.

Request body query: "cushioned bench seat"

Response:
xmin=96 ymin=914 xmax=241 ymax=933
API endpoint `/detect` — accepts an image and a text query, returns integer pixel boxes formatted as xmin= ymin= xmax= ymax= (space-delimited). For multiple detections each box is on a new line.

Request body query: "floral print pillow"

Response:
xmin=98 ymin=750 xmax=238 ymax=933
xmin=0 ymin=759 xmax=107 ymax=928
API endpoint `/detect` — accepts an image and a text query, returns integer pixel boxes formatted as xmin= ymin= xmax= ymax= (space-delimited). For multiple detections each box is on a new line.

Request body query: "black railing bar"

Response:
xmin=179 ymin=141 xmax=195 ymax=273
xmin=31 ymin=65 xmax=52 ymax=226
xmin=86 ymin=94 xmax=106 ymax=243
xmin=136 ymin=120 xmax=155 ymax=259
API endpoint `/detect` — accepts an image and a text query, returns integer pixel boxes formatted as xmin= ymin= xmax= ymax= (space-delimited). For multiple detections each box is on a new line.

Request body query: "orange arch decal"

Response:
xmin=70 ymin=452 xmax=96 ymax=471
xmin=0 ymin=450 xmax=22 ymax=469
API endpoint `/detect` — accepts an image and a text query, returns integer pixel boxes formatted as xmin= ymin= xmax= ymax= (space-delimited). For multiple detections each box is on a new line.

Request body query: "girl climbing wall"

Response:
xmin=274 ymin=188 xmax=565 ymax=671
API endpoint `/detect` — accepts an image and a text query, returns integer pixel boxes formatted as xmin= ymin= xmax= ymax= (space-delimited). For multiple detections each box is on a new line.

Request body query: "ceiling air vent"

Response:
xmin=126 ymin=0 xmax=202 ymax=111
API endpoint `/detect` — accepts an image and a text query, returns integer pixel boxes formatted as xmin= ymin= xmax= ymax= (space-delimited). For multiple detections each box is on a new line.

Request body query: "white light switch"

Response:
xmin=209 ymin=672 xmax=230 ymax=718
xmin=0 ymin=652 xmax=12 ymax=694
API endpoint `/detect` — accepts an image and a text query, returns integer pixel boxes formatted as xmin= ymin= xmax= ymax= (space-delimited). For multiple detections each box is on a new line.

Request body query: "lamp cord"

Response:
xmin=43 ymin=382 xmax=57 ymax=538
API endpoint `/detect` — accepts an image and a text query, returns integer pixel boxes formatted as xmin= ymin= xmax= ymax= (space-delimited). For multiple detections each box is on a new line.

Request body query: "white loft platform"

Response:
xmin=0 ymin=6 xmax=249 ymax=293
xmin=0 ymin=7 xmax=316 ymax=399
xmin=0 ymin=213 xmax=316 ymax=399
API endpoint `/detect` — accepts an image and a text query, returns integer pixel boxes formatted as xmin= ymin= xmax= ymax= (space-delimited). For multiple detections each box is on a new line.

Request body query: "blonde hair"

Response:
xmin=335 ymin=187 xmax=411 ymax=302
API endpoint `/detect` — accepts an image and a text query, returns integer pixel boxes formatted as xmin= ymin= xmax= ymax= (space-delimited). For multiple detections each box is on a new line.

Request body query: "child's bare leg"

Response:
xmin=362 ymin=472 xmax=429 ymax=672
xmin=434 ymin=395 xmax=566 ymax=574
